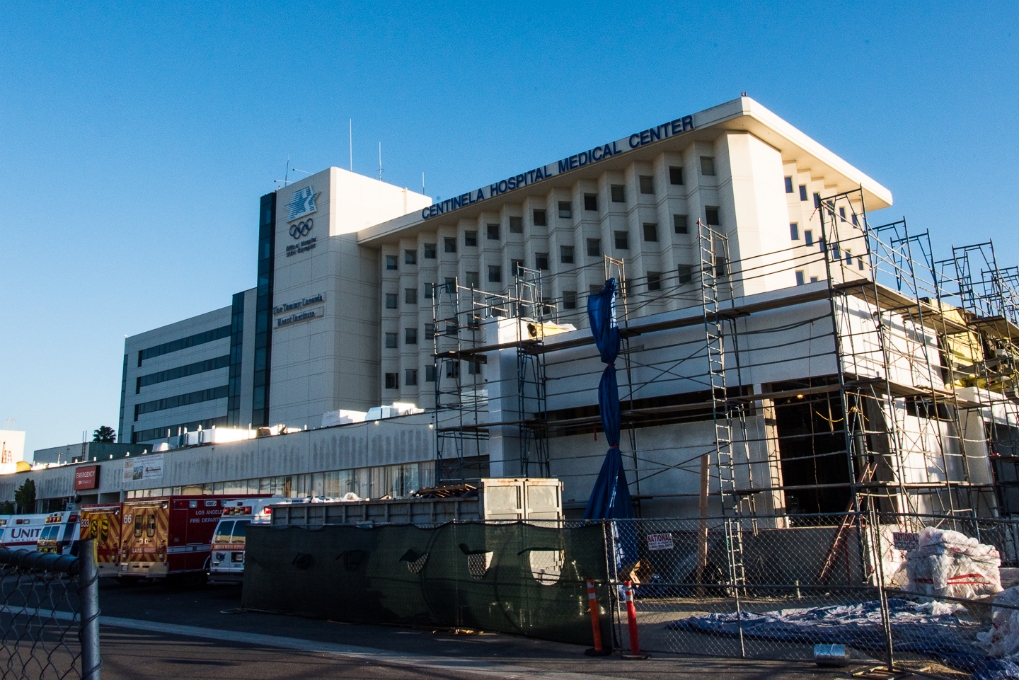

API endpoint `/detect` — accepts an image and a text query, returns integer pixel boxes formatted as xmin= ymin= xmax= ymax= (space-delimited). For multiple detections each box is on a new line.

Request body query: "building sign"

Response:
xmin=74 ymin=465 xmax=99 ymax=491
xmin=289 ymin=218 xmax=314 ymax=239
xmin=647 ymin=533 xmax=675 ymax=551
xmin=892 ymin=532 xmax=920 ymax=552
xmin=420 ymin=114 xmax=695 ymax=220
xmin=286 ymin=236 xmax=316 ymax=257
xmin=273 ymin=293 xmax=324 ymax=316
xmin=123 ymin=454 xmax=163 ymax=482
xmin=276 ymin=308 xmax=321 ymax=328
xmin=285 ymin=186 xmax=318 ymax=222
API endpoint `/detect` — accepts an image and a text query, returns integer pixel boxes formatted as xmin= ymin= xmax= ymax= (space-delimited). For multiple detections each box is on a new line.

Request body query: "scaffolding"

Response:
xmin=427 ymin=193 xmax=1016 ymax=526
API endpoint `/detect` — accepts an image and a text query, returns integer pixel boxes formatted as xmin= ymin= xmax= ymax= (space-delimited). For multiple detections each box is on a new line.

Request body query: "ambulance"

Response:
xmin=36 ymin=511 xmax=81 ymax=555
xmin=119 ymin=495 xmax=266 ymax=580
xmin=80 ymin=504 xmax=123 ymax=576
xmin=208 ymin=497 xmax=292 ymax=583
xmin=0 ymin=513 xmax=68 ymax=550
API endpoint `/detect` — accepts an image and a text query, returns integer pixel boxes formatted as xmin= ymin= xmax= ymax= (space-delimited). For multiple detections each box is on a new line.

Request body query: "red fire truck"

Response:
xmin=119 ymin=495 xmax=265 ymax=580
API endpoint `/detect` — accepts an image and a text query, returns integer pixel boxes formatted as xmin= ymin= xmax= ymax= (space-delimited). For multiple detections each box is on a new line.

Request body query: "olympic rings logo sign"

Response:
xmin=289 ymin=219 xmax=314 ymax=239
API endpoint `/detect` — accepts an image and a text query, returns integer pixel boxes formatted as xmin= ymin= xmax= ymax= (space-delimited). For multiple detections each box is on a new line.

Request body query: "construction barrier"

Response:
xmin=243 ymin=521 xmax=613 ymax=648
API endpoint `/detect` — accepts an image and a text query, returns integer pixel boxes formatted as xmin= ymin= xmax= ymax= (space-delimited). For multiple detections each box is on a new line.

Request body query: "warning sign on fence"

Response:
xmin=647 ymin=533 xmax=674 ymax=551
xmin=892 ymin=532 xmax=920 ymax=552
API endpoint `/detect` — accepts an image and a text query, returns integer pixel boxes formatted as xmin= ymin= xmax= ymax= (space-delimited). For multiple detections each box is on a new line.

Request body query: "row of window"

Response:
xmin=137 ymin=325 xmax=231 ymax=366
xmin=132 ymin=416 xmax=228 ymax=443
xmin=134 ymin=385 xmax=229 ymax=419
xmin=385 ymin=210 xmax=721 ymax=272
xmin=136 ymin=354 xmax=230 ymax=393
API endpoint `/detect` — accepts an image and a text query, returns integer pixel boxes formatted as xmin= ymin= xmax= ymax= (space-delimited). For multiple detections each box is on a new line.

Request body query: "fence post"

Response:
xmin=868 ymin=507 xmax=894 ymax=674
xmin=78 ymin=537 xmax=101 ymax=680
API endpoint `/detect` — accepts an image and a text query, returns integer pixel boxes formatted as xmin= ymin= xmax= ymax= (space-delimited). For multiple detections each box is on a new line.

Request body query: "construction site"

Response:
xmin=429 ymin=187 xmax=1019 ymax=524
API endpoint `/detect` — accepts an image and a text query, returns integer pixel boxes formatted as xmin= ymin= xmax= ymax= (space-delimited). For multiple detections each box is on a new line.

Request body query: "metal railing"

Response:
xmin=0 ymin=538 xmax=100 ymax=680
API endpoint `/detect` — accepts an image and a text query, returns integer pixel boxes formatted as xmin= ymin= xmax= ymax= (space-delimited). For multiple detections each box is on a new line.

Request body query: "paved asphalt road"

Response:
xmin=81 ymin=580 xmax=878 ymax=679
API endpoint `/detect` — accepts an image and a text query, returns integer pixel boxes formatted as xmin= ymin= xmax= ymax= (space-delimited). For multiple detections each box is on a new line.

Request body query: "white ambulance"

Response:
xmin=0 ymin=512 xmax=77 ymax=551
xmin=208 ymin=497 xmax=291 ymax=583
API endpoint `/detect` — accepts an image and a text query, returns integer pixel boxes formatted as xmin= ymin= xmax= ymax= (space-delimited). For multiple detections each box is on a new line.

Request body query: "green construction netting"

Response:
xmin=242 ymin=522 xmax=612 ymax=648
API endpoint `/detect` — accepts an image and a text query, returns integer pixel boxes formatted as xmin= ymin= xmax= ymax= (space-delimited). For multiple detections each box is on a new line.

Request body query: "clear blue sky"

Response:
xmin=1 ymin=1 xmax=1016 ymax=454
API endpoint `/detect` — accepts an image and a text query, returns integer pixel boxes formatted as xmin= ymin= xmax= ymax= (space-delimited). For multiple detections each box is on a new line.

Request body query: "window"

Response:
xmin=425 ymin=365 xmax=436 ymax=382
xmin=385 ymin=255 xmax=398 ymax=270
xmin=464 ymin=230 xmax=477 ymax=247
xmin=510 ymin=216 xmax=523 ymax=232
xmin=444 ymin=237 xmax=457 ymax=253
xmin=404 ymin=249 xmax=417 ymax=265
xmin=558 ymin=201 xmax=572 ymax=219
xmin=700 ymin=156 xmax=715 ymax=176
xmin=785 ymin=177 xmax=794 ymax=193
xmin=424 ymin=243 xmax=436 ymax=259
xmin=669 ymin=166 xmax=684 ymax=185
xmin=858 ymin=257 xmax=865 ymax=271
xmin=845 ymin=249 xmax=853 ymax=266
xmin=839 ymin=207 xmax=846 ymax=222
xmin=798 ymin=185 xmax=808 ymax=201
xmin=587 ymin=238 xmax=601 ymax=257
xmin=678 ymin=265 xmax=693 ymax=284
xmin=385 ymin=373 xmax=398 ymax=389
xmin=810 ymin=276 xmax=819 ymax=283
xmin=813 ymin=192 xmax=821 ymax=208
xmin=488 ymin=265 xmax=502 ymax=283
xmin=405 ymin=288 xmax=417 ymax=304
xmin=385 ymin=333 xmax=397 ymax=349
xmin=511 ymin=259 xmax=524 ymax=276
xmin=639 ymin=175 xmax=654 ymax=194
xmin=614 ymin=231 xmax=629 ymax=250
xmin=560 ymin=245 xmax=574 ymax=264
xmin=405 ymin=369 xmax=418 ymax=386
xmin=584 ymin=193 xmax=597 ymax=211
xmin=795 ymin=271 xmax=805 ymax=285
xmin=445 ymin=361 xmax=460 ymax=378
xmin=674 ymin=214 xmax=689 ymax=234
xmin=589 ymin=284 xmax=603 ymax=296
xmin=465 ymin=271 xmax=479 ymax=289
xmin=804 ymin=229 xmax=814 ymax=246
xmin=611 ymin=185 xmax=625 ymax=202
xmin=852 ymin=214 xmax=859 ymax=227
xmin=487 ymin=223 xmax=500 ymax=240
xmin=705 ymin=206 xmax=720 ymax=226
xmin=643 ymin=223 xmax=658 ymax=242
xmin=529 ymin=211 xmax=544 ymax=228
xmin=563 ymin=290 xmax=577 ymax=310
xmin=832 ymin=244 xmax=840 ymax=260
xmin=647 ymin=272 xmax=661 ymax=291
xmin=444 ymin=276 xmax=456 ymax=290
xmin=405 ymin=328 xmax=418 ymax=345
xmin=424 ymin=323 xmax=435 ymax=339
xmin=423 ymin=283 xmax=433 ymax=299
xmin=535 ymin=253 xmax=549 ymax=270
xmin=385 ymin=293 xmax=398 ymax=309
xmin=468 ymin=358 xmax=483 ymax=375
xmin=790 ymin=223 xmax=799 ymax=240
xmin=715 ymin=256 xmax=727 ymax=277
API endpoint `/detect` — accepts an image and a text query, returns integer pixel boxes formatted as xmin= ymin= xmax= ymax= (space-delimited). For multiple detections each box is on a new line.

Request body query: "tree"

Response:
xmin=0 ymin=500 xmax=13 ymax=514
xmin=14 ymin=479 xmax=35 ymax=514
xmin=92 ymin=426 xmax=116 ymax=443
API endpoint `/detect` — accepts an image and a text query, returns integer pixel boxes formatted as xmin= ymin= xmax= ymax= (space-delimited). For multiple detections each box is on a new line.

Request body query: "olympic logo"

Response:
xmin=290 ymin=219 xmax=314 ymax=239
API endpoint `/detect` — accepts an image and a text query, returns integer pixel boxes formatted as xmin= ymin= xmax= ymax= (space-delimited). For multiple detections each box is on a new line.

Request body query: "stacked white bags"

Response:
xmin=901 ymin=527 xmax=1002 ymax=599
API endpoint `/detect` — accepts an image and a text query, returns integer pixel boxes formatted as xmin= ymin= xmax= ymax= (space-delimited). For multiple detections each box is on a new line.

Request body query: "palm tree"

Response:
xmin=92 ymin=426 xmax=116 ymax=443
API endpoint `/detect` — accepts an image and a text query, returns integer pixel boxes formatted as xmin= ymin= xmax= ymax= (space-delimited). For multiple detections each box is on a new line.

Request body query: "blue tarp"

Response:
xmin=668 ymin=598 xmax=1016 ymax=677
xmin=583 ymin=279 xmax=637 ymax=571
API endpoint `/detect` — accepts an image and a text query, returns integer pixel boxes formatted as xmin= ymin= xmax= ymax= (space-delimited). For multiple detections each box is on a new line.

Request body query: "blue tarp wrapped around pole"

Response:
xmin=583 ymin=279 xmax=637 ymax=570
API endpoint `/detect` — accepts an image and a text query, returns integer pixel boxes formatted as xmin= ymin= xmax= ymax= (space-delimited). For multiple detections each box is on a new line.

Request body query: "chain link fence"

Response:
xmin=0 ymin=539 xmax=100 ymax=680
xmin=602 ymin=512 xmax=1019 ymax=678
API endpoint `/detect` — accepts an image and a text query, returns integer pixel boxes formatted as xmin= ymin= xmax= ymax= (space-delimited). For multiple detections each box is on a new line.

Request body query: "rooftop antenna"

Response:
xmin=349 ymin=119 xmax=353 ymax=172
xmin=422 ymin=172 xmax=425 ymax=195
xmin=284 ymin=155 xmax=290 ymax=187
xmin=378 ymin=142 xmax=383 ymax=181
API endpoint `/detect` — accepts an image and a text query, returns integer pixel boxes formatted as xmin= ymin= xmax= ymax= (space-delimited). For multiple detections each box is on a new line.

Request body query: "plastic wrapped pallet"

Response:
xmin=976 ymin=587 xmax=1019 ymax=658
xmin=901 ymin=527 xmax=1002 ymax=600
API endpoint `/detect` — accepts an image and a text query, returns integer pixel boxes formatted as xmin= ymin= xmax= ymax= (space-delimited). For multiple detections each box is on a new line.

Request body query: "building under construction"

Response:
xmin=429 ymin=195 xmax=1019 ymax=522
